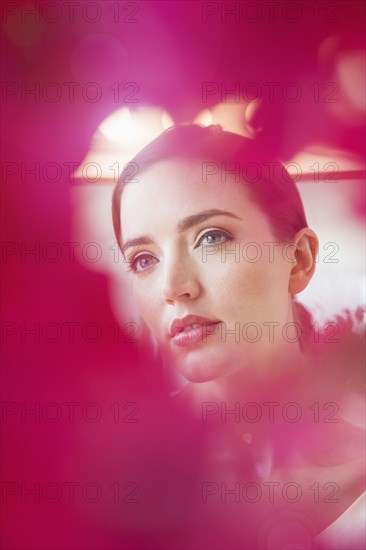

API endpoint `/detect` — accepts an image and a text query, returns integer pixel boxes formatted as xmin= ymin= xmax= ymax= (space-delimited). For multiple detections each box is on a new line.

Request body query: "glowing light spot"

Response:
xmin=99 ymin=107 xmax=134 ymax=143
xmin=161 ymin=111 xmax=174 ymax=130
xmin=194 ymin=109 xmax=213 ymax=127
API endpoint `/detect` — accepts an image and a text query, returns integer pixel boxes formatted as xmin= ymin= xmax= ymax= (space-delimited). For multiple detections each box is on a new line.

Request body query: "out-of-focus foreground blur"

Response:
xmin=1 ymin=2 xmax=365 ymax=549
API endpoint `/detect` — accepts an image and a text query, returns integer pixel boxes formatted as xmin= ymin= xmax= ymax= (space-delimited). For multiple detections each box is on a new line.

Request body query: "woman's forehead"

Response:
xmin=121 ymin=159 xmax=251 ymax=217
xmin=120 ymin=159 xmax=271 ymax=240
xmin=127 ymin=158 xmax=218 ymax=187
xmin=121 ymin=158 xmax=252 ymax=204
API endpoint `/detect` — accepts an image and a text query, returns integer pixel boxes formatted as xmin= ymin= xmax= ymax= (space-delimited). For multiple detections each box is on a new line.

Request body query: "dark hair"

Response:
xmin=111 ymin=124 xmax=314 ymax=348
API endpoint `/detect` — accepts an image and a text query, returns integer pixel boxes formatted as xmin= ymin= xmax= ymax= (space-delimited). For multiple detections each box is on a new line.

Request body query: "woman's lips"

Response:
xmin=171 ymin=322 xmax=222 ymax=347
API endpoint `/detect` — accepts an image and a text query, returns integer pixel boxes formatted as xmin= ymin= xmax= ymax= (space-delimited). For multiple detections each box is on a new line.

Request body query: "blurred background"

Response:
xmin=1 ymin=1 xmax=365 ymax=549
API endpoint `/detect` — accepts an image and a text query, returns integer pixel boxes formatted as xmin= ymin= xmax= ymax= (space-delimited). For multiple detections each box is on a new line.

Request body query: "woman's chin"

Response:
xmin=175 ymin=366 xmax=217 ymax=384
xmin=171 ymin=350 xmax=237 ymax=384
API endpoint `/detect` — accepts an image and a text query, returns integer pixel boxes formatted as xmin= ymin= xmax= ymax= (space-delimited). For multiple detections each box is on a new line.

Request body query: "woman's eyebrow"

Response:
xmin=122 ymin=235 xmax=153 ymax=255
xmin=177 ymin=209 xmax=242 ymax=232
xmin=122 ymin=209 xmax=242 ymax=254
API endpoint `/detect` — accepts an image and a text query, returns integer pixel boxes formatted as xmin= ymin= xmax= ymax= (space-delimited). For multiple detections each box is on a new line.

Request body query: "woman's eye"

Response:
xmin=128 ymin=254 xmax=158 ymax=273
xmin=196 ymin=230 xmax=231 ymax=247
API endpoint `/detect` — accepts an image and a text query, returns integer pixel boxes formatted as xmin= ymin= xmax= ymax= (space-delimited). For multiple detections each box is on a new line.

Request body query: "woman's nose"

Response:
xmin=162 ymin=253 xmax=201 ymax=305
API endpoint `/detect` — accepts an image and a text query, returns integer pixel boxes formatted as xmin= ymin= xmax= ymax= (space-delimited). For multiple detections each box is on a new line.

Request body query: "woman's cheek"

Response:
xmin=215 ymin=257 xmax=284 ymax=318
xmin=213 ymin=253 xmax=267 ymax=288
xmin=133 ymin=280 xmax=159 ymax=330
xmin=138 ymin=275 xmax=173 ymax=341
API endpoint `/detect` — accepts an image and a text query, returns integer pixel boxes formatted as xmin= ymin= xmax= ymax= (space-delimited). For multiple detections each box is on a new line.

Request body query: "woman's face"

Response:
xmin=120 ymin=159 xmax=296 ymax=383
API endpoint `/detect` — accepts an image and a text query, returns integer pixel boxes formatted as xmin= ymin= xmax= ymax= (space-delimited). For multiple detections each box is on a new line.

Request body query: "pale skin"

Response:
xmin=120 ymin=158 xmax=318 ymax=399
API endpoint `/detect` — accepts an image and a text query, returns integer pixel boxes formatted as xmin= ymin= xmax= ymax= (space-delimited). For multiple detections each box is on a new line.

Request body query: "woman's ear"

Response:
xmin=288 ymin=228 xmax=319 ymax=294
